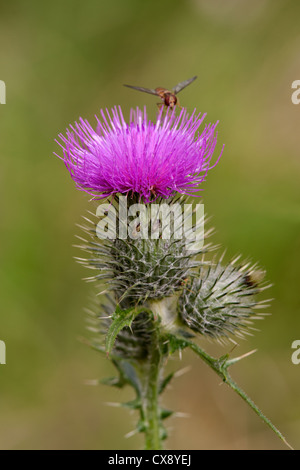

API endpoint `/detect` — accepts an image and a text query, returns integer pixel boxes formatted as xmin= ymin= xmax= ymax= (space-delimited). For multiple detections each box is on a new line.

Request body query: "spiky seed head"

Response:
xmin=78 ymin=196 xmax=214 ymax=304
xmin=178 ymin=259 xmax=270 ymax=341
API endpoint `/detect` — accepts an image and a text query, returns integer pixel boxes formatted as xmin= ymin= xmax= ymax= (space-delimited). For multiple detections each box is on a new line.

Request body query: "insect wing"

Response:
xmin=172 ymin=76 xmax=197 ymax=95
xmin=123 ymin=85 xmax=158 ymax=96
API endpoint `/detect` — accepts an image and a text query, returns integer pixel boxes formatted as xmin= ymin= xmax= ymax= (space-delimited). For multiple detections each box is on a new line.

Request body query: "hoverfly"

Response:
xmin=123 ymin=76 xmax=197 ymax=109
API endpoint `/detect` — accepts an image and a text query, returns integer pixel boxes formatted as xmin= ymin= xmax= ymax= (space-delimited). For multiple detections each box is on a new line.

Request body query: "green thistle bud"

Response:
xmin=178 ymin=258 xmax=270 ymax=341
xmin=77 ymin=195 xmax=214 ymax=305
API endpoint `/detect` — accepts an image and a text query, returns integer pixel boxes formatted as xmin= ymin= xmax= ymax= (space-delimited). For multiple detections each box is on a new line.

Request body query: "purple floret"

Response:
xmin=55 ymin=106 xmax=223 ymax=202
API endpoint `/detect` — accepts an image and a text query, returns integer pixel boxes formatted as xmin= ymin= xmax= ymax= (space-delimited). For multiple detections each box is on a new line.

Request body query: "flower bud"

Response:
xmin=178 ymin=260 xmax=269 ymax=341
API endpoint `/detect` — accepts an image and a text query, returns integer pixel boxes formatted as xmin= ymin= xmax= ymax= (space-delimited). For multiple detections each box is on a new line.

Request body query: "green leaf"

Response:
xmin=159 ymin=372 xmax=174 ymax=394
xmin=105 ymin=305 xmax=150 ymax=355
xmin=116 ymin=359 xmax=142 ymax=396
xmin=160 ymin=408 xmax=173 ymax=420
xmin=100 ymin=376 xmax=124 ymax=388
xmin=122 ymin=399 xmax=141 ymax=410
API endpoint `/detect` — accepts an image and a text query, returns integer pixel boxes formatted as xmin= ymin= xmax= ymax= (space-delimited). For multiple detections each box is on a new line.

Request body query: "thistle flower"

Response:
xmin=55 ymin=98 xmax=292 ymax=449
xmin=178 ymin=258 xmax=270 ymax=341
xmin=55 ymin=106 xmax=223 ymax=202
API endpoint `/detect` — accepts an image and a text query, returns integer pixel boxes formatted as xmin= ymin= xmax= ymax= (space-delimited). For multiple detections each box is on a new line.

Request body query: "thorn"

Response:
xmin=174 ymin=365 xmax=192 ymax=378
xmin=84 ymin=379 xmax=99 ymax=386
xmin=104 ymin=402 xmax=122 ymax=407
xmin=226 ymin=349 xmax=257 ymax=367
xmin=283 ymin=439 xmax=294 ymax=451
xmin=124 ymin=429 xmax=139 ymax=439
xmin=228 ymin=341 xmax=238 ymax=354
xmin=96 ymin=289 xmax=109 ymax=296
xmin=174 ymin=411 xmax=190 ymax=419
xmin=219 ymin=249 xmax=227 ymax=263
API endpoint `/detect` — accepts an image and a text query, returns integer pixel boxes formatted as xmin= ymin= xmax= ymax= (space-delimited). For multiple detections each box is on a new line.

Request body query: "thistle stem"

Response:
xmin=168 ymin=334 xmax=293 ymax=450
xmin=141 ymin=328 xmax=163 ymax=450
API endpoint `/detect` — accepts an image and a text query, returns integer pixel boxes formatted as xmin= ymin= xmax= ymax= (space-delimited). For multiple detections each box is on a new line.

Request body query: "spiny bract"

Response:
xmin=78 ymin=196 xmax=213 ymax=305
xmin=178 ymin=259 xmax=270 ymax=341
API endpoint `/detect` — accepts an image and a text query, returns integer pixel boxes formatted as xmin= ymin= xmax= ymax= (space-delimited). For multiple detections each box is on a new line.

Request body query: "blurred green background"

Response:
xmin=0 ymin=0 xmax=300 ymax=450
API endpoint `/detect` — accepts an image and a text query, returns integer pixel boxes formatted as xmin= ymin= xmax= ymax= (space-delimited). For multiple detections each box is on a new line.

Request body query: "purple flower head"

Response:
xmin=55 ymin=106 xmax=223 ymax=202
